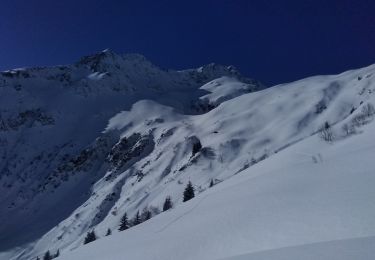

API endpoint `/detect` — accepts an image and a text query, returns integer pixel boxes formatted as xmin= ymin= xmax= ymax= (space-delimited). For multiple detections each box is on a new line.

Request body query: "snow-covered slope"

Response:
xmin=57 ymin=100 xmax=375 ymax=260
xmin=223 ymin=236 xmax=375 ymax=260
xmin=1 ymin=52 xmax=375 ymax=260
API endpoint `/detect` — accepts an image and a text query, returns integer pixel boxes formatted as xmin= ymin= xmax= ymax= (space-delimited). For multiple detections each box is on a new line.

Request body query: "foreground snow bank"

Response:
xmin=222 ymin=236 xmax=375 ymax=260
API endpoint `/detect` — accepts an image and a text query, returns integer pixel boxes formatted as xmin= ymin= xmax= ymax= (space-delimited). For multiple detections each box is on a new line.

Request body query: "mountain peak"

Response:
xmin=76 ymin=49 xmax=122 ymax=69
xmin=75 ymin=50 xmax=157 ymax=74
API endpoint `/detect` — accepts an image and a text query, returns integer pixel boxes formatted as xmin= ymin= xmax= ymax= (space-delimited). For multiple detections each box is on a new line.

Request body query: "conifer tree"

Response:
xmin=183 ymin=181 xmax=195 ymax=202
xmin=132 ymin=210 xmax=142 ymax=226
xmin=43 ymin=251 xmax=51 ymax=260
xmin=163 ymin=196 xmax=173 ymax=211
xmin=141 ymin=207 xmax=152 ymax=221
xmin=106 ymin=228 xmax=112 ymax=236
xmin=83 ymin=230 xmax=97 ymax=244
xmin=54 ymin=249 xmax=60 ymax=258
xmin=209 ymin=179 xmax=214 ymax=188
xmin=118 ymin=212 xmax=129 ymax=231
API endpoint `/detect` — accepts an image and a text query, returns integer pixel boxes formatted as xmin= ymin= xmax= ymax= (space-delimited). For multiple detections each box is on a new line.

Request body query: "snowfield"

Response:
xmin=1 ymin=50 xmax=375 ymax=259
xmin=222 ymin=236 xmax=375 ymax=260
xmin=56 ymin=118 xmax=375 ymax=260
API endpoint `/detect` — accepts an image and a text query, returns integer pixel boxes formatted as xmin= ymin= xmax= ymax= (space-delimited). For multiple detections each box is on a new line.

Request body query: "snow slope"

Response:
xmin=223 ymin=236 xmax=375 ymax=260
xmin=1 ymin=52 xmax=375 ymax=260
xmin=57 ymin=110 xmax=375 ymax=260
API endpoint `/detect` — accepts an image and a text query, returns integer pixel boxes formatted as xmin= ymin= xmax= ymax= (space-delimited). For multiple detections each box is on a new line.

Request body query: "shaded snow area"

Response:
xmin=1 ymin=50 xmax=375 ymax=260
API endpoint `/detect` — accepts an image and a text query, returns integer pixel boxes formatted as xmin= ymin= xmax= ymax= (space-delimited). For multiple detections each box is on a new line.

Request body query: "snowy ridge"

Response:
xmin=1 ymin=54 xmax=375 ymax=260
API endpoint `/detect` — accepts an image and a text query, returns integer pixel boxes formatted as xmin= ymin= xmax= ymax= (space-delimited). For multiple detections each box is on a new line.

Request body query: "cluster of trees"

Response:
xmin=320 ymin=103 xmax=375 ymax=142
xmin=117 ymin=181 xmax=196 ymax=234
xmin=83 ymin=230 xmax=97 ymax=244
xmin=118 ymin=206 xmax=153 ymax=231
xmin=319 ymin=121 xmax=334 ymax=142
xmin=37 ymin=179 xmax=216 ymax=259
xmin=36 ymin=249 xmax=59 ymax=260
xmin=346 ymin=103 xmax=375 ymax=130
xmin=82 ymin=181 xmax=197 ymax=246
xmin=80 ymin=207 xmax=155 ymax=247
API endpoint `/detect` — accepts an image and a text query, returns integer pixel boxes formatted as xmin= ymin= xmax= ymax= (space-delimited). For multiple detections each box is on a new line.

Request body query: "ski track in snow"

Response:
xmin=155 ymin=194 xmax=210 ymax=233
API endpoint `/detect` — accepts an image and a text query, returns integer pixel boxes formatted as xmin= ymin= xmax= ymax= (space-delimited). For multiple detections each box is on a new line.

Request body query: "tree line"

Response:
xmin=84 ymin=181 xmax=196 ymax=244
xmin=39 ymin=180 xmax=203 ymax=259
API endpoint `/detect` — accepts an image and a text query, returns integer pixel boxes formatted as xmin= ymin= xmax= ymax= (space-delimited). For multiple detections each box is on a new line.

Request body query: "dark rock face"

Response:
xmin=107 ymin=133 xmax=155 ymax=171
xmin=0 ymin=109 xmax=55 ymax=131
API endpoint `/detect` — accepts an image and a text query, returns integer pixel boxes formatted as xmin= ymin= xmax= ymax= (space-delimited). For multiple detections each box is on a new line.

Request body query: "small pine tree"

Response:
xmin=183 ymin=181 xmax=195 ymax=202
xmin=209 ymin=179 xmax=214 ymax=188
xmin=118 ymin=212 xmax=129 ymax=231
xmin=132 ymin=210 xmax=142 ymax=226
xmin=90 ymin=230 xmax=97 ymax=242
xmin=141 ymin=207 xmax=152 ymax=221
xmin=106 ymin=228 xmax=112 ymax=236
xmin=54 ymin=249 xmax=60 ymax=258
xmin=36 ymin=257 xmax=40 ymax=260
xmin=83 ymin=230 xmax=97 ymax=244
xmin=43 ymin=251 xmax=51 ymax=260
xmin=145 ymin=210 xmax=152 ymax=220
xmin=163 ymin=196 xmax=173 ymax=211
xmin=319 ymin=121 xmax=334 ymax=142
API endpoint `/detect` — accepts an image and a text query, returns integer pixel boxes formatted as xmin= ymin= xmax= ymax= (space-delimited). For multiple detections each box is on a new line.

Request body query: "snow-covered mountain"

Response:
xmin=1 ymin=51 xmax=375 ymax=260
xmin=0 ymin=50 xmax=262 ymax=260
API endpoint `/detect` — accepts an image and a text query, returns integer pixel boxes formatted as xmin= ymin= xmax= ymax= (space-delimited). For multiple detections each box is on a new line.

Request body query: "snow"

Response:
xmin=1 ymin=50 xmax=375 ymax=260
xmin=200 ymin=76 xmax=256 ymax=105
xmin=57 ymin=116 xmax=375 ymax=260
xmin=222 ymin=236 xmax=375 ymax=260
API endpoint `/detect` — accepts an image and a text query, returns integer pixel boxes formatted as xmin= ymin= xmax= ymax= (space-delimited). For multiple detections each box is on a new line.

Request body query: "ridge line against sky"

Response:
xmin=0 ymin=0 xmax=374 ymax=85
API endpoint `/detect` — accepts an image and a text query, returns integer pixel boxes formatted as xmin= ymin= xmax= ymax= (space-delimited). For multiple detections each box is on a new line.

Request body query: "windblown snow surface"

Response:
xmin=1 ymin=51 xmax=375 ymax=259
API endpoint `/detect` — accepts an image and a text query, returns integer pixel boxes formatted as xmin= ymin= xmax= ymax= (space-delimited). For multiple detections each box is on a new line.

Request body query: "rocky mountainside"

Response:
xmin=0 ymin=50 xmax=263 ymax=259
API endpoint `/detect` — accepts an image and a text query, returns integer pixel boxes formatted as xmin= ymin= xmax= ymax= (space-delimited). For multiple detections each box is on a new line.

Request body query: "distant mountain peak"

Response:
xmin=76 ymin=49 xmax=121 ymax=69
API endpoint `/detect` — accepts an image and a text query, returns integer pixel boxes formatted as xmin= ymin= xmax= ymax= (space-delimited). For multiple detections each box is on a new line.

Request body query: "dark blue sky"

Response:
xmin=0 ymin=0 xmax=374 ymax=85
